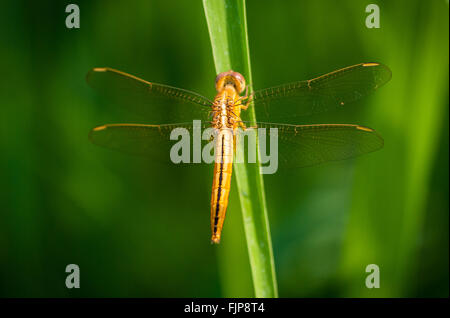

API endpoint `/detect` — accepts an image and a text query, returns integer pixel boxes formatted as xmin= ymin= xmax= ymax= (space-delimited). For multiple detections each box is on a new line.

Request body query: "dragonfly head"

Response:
xmin=215 ymin=70 xmax=246 ymax=94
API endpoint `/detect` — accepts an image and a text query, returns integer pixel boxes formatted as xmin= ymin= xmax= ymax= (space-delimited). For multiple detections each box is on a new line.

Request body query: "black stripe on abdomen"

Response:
xmin=213 ymin=134 xmax=225 ymax=234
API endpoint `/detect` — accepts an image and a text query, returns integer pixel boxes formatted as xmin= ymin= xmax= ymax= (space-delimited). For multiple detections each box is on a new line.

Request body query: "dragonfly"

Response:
xmin=87 ymin=63 xmax=391 ymax=244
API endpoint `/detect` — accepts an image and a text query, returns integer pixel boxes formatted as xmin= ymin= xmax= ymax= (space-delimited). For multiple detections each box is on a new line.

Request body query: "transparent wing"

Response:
xmin=89 ymin=122 xmax=214 ymax=164
xmin=90 ymin=121 xmax=383 ymax=168
xmin=87 ymin=68 xmax=213 ymax=123
xmin=247 ymin=122 xmax=384 ymax=168
xmin=252 ymin=63 xmax=391 ymax=123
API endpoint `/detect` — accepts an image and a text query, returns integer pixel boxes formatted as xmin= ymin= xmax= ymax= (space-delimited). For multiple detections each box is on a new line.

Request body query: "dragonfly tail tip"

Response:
xmin=211 ymin=237 xmax=221 ymax=244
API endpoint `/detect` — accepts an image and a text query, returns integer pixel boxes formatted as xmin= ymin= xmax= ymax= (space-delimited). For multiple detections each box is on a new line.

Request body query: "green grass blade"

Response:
xmin=202 ymin=0 xmax=278 ymax=298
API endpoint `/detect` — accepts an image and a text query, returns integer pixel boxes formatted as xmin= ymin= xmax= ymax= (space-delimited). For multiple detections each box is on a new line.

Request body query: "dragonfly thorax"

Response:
xmin=215 ymin=70 xmax=246 ymax=93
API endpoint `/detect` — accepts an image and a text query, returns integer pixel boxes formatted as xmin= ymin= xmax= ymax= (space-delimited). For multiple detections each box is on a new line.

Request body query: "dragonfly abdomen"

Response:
xmin=209 ymin=80 xmax=242 ymax=244
xmin=210 ymin=129 xmax=234 ymax=244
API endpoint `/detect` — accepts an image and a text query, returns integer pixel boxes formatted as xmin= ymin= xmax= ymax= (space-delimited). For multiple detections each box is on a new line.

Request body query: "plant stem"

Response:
xmin=202 ymin=0 xmax=278 ymax=298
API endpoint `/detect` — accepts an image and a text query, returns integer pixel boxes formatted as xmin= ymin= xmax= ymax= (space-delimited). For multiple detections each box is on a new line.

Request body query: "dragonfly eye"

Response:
xmin=215 ymin=70 xmax=246 ymax=94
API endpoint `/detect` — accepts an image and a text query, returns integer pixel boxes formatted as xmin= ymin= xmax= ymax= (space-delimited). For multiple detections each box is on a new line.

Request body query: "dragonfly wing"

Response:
xmin=87 ymin=68 xmax=213 ymax=123
xmin=250 ymin=122 xmax=383 ymax=168
xmin=89 ymin=122 xmax=214 ymax=164
xmin=252 ymin=63 xmax=391 ymax=123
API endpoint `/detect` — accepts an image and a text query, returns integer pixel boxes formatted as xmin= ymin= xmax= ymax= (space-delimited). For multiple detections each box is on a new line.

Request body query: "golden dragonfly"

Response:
xmin=87 ymin=63 xmax=391 ymax=243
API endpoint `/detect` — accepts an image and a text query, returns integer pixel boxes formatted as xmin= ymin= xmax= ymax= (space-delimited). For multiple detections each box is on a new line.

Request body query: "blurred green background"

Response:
xmin=0 ymin=0 xmax=448 ymax=297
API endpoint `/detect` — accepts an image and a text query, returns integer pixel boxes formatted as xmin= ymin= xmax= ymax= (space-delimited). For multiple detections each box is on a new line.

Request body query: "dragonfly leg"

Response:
xmin=237 ymin=121 xmax=258 ymax=130
xmin=244 ymin=83 xmax=254 ymax=98
xmin=234 ymin=84 xmax=253 ymax=110
xmin=240 ymin=90 xmax=254 ymax=110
